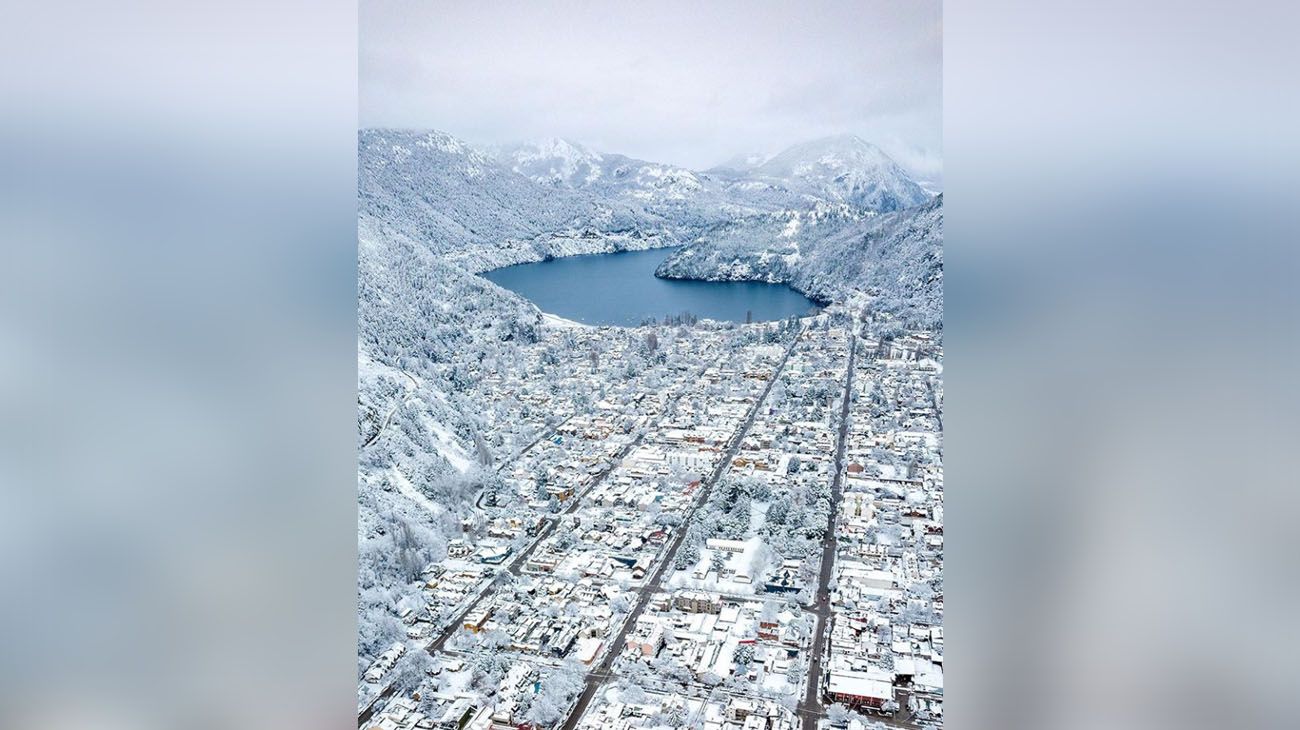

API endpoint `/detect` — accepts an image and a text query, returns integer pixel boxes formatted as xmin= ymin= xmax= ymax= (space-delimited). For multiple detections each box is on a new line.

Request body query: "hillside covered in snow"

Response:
xmin=656 ymin=196 xmax=943 ymax=329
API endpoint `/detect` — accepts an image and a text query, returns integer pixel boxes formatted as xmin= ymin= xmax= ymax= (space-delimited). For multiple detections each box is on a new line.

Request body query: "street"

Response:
xmin=559 ymin=327 xmax=805 ymax=730
xmin=798 ymin=334 xmax=855 ymax=730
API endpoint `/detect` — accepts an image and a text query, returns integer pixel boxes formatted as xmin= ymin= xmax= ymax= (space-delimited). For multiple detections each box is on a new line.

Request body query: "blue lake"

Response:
xmin=481 ymin=247 xmax=820 ymax=327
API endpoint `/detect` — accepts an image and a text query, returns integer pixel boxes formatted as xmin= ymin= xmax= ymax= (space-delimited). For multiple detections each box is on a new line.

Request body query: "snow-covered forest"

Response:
xmin=656 ymin=195 xmax=944 ymax=329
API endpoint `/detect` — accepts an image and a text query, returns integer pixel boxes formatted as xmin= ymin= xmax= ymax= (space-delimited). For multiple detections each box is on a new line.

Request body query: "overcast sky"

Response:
xmin=361 ymin=0 xmax=941 ymax=178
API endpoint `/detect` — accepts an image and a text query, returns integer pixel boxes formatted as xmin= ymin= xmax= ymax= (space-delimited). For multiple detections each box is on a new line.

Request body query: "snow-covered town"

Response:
xmin=356 ymin=92 xmax=943 ymax=730
xmin=358 ymin=306 xmax=943 ymax=730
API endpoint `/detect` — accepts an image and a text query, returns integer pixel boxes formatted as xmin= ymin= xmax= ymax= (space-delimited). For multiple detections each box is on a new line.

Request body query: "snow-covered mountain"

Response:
xmin=360 ymin=130 xmax=698 ymax=273
xmin=706 ymin=151 xmax=771 ymax=177
xmin=496 ymin=138 xmax=709 ymax=201
xmin=492 ymin=138 xmax=606 ymax=187
xmin=492 ymin=135 xmax=932 ymax=220
xmin=489 ymin=138 xmax=775 ymax=233
xmin=747 ymin=134 xmax=931 ymax=212
xmin=496 ymin=137 xmax=707 ymax=197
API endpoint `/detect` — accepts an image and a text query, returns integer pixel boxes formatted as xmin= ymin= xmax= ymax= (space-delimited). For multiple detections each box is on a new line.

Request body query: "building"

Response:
xmin=826 ymin=668 xmax=894 ymax=709
xmin=706 ymin=538 xmax=748 ymax=554
xmin=625 ymin=617 xmax=664 ymax=657
xmin=675 ymin=590 xmax=722 ymax=614
xmin=463 ymin=608 xmax=492 ymax=633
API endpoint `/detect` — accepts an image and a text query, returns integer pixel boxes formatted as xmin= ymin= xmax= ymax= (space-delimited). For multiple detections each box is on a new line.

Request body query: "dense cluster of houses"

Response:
xmin=361 ymin=313 xmax=943 ymax=730
xmin=365 ymin=655 xmax=561 ymax=730
xmin=662 ymin=327 xmax=849 ymax=601
xmin=464 ymin=574 xmax=622 ymax=665
xmin=617 ymin=588 xmax=813 ymax=700
xmin=821 ymin=334 xmax=944 ymax=724
xmin=575 ymin=689 xmax=801 ymax=730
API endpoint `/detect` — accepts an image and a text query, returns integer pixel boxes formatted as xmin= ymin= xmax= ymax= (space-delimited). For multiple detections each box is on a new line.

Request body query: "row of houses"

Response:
xmin=572 ymin=684 xmax=800 ymax=730
xmin=618 ymin=589 xmax=813 ymax=699
xmin=822 ymin=333 xmax=944 ymax=723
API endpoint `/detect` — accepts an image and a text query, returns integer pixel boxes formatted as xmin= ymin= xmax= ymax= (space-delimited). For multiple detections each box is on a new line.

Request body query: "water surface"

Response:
xmin=482 ymin=247 xmax=819 ymax=327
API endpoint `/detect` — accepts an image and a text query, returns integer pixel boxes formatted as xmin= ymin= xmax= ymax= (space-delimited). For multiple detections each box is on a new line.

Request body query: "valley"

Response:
xmin=357 ymin=128 xmax=943 ymax=730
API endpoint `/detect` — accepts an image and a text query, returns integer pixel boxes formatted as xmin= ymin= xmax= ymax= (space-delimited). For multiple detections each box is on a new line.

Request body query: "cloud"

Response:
xmin=361 ymin=0 xmax=941 ymax=172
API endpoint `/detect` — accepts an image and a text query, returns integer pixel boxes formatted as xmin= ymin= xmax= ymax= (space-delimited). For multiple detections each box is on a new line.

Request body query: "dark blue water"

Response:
xmin=482 ymin=247 xmax=819 ymax=327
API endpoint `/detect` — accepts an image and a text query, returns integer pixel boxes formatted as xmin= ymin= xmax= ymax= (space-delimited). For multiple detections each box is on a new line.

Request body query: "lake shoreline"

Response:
xmin=481 ymin=247 xmax=820 ymax=327
xmin=653 ymin=268 xmax=835 ymax=309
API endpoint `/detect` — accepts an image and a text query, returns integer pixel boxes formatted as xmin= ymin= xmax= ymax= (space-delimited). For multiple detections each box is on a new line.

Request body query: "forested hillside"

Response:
xmin=656 ymin=195 xmax=943 ymax=329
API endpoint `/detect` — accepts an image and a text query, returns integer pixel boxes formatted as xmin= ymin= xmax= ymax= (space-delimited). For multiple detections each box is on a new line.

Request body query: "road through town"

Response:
xmin=796 ymin=338 xmax=922 ymax=730
xmin=363 ymin=349 xmax=722 ymax=727
xmin=559 ymin=327 xmax=804 ymax=730
xmin=799 ymin=334 xmax=854 ymax=730
xmin=365 ymin=330 xmax=806 ymax=729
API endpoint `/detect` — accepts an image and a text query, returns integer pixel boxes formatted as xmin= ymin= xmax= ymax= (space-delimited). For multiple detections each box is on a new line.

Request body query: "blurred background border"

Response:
xmin=1 ymin=2 xmax=1296 ymax=729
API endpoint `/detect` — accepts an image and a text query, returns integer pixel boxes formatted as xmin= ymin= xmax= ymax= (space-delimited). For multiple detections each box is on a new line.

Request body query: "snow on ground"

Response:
xmin=357 ymin=349 xmax=388 ymax=382
xmin=440 ymin=667 xmax=473 ymax=693
xmin=668 ymin=537 xmax=767 ymax=595
xmin=714 ymin=634 xmax=740 ymax=677
xmin=541 ymin=312 xmax=592 ymax=329
xmin=874 ymin=463 xmax=908 ymax=481
xmin=390 ymin=468 xmax=446 ymax=518
xmin=749 ymin=501 xmax=769 ymax=533
xmin=360 ymin=350 xmax=472 ymax=473
xmin=762 ymin=670 xmax=792 ymax=694
xmin=780 ymin=216 xmax=802 ymax=238
xmin=424 ymin=417 xmax=472 ymax=473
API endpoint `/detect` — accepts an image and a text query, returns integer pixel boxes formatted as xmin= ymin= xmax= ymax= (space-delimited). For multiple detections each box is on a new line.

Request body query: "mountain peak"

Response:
xmin=753 ymin=135 xmax=929 ymax=212
xmin=530 ymin=137 xmax=601 ymax=161
xmin=768 ymin=134 xmax=892 ymax=166
xmin=498 ymin=137 xmax=604 ymax=186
